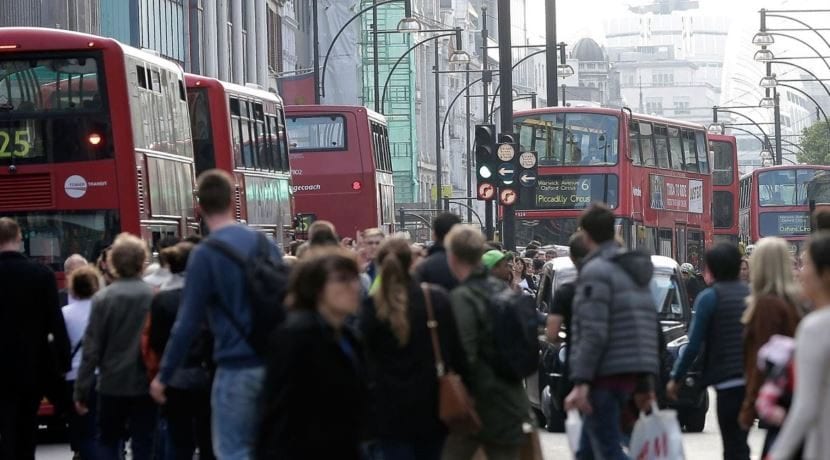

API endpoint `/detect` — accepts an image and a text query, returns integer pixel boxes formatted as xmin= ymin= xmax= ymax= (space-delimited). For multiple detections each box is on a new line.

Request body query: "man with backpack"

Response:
xmin=443 ymin=225 xmax=533 ymax=460
xmin=151 ymin=169 xmax=286 ymax=459
xmin=565 ymin=203 xmax=659 ymax=460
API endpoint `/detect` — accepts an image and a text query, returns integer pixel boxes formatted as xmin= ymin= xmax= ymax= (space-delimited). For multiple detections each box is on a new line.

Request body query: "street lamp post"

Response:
xmin=545 ymin=0 xmax=558 ymax=106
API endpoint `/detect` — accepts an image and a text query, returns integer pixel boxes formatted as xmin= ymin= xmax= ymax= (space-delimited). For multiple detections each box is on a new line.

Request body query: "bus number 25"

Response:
xmin=0 ymin=129 xmax=31 ymax=158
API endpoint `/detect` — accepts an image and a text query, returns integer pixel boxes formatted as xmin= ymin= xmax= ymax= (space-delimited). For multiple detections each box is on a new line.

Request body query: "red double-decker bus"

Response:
xmin=0 ymin=28 xmax=196 ymax=277
xmin=185 ymin=74 xmax=293 ymax=248
xmin=513 ymin=107 xmax=713 ymax=269
xmin=709 ymin=134 xmax=739 ymax=245
xmin=739 ymin=165 xmax=830 ymax=253
xmin=285 ymin=105 xmax=395 ymax=237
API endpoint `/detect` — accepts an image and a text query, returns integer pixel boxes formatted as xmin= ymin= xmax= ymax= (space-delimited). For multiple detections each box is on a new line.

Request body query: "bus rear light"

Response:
xmin=0 ymin=44 xmax=19 ymax=50
xmin=352 ymin=181 xmax=363 ymax=191
xmin=88 ymin=133 xmax=102 ymax=145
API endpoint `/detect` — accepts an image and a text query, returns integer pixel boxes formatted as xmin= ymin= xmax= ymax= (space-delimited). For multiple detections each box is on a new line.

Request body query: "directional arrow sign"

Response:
xmin=519 ymin=171 xmax=537 ymax=187
xmin=477 ymin=182 xmax=496 ymax=200
xmin=499 ymin=187 xmax=517 ymax=206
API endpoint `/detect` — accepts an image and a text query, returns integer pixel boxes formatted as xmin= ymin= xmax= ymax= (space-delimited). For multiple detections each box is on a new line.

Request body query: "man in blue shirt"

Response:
xmin=150 ymin=169 xmax=283 ymax=459
xmin=667 ymin=243 xmax=750 ymax=460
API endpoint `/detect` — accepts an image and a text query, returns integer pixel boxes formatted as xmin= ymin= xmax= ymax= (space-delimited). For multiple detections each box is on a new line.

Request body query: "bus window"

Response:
xmin=682 ymin=130 xmax=698 ymax=172
xmin=696 ymin=131 xmax=709 ymax=173
xmin=712 ymin=140 xmax=734 ymax=185
xmin=629 ymin=121 xmax=642 ymax=164
xmin=286 ymin=115 xmax=346 ymax=151
xmin=658 ymin=228 xmax=673 ymax=258
xmin=653 ymin=125 xmax=670 ymax=169
xmin=515 ymin=112 xmax=618 ymax=166
xmin=639 ymin=122 xmax=655 ymax=166
xmin=668 ymin=127 xmax=684 ymax=171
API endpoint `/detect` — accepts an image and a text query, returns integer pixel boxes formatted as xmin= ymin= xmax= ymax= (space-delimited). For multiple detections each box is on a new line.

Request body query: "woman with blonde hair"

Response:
xmin=358 ymin=237 xmax=466 ymax=459
xmin=739 ymin=237 xmax=803 ymax=454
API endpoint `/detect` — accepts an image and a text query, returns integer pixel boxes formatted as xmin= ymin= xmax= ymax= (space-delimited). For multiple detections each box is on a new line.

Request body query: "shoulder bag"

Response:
xmin=421 ymin=283 xmax=482 ymax=434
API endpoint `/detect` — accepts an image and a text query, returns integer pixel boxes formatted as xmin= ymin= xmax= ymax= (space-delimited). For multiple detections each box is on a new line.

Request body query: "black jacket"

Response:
xmin=0 ymin=251 xmax=69 ymax=393
xmin=415 ymin=244 xmax=458 ymax=291
xmin=359 ymin=281 xmax=467 ymax=441
xmin=258 ymin=310 xmax=366 ymax=460
xmin=148 ymin=279 xmax=213 ymax=390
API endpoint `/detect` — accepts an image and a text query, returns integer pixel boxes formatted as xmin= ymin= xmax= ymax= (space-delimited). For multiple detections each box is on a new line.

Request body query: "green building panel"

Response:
xmin=360 ymin=1 xmax=419 ymax=204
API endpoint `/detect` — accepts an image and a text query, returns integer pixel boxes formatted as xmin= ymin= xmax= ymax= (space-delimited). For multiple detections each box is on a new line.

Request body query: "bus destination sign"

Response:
xmin=777 ymin=213 xmax=810 ymax=234
xmin=534 ymin=175 xmax=594 ymax=209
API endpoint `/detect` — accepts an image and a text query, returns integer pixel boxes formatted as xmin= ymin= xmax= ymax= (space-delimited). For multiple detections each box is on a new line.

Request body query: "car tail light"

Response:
xmin=88 ymin=133 xmax=102 ymax=146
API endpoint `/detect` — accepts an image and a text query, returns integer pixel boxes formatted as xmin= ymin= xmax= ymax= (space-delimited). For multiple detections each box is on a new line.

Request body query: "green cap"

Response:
xmin=482 ymin=250 xmax=507 ymax=269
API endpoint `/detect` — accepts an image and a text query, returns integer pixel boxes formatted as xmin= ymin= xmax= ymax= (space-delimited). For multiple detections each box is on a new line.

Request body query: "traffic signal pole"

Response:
xmin=498 ymin=0 xmax=516 ymax=250
xmin=481 ymin=7 xmax=494 ymax=240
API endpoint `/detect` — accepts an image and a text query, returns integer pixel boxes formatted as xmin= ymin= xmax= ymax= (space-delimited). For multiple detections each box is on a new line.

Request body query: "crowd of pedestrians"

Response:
xmin=5 ymin=171 xmax=830 ymax=460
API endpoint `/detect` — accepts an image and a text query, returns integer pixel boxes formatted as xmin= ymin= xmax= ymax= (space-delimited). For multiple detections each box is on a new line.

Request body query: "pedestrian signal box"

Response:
xmin=475 ymin=124 xmax=496 ymax=184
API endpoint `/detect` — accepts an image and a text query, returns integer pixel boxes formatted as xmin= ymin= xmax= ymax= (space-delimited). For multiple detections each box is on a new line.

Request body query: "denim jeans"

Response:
xmin=577 ymin=387 xmax=630 ymax=460
xmin=211 ymin=366 xmax=266 ymax=460
xmin=96 ymin=394 xmax=157 ymax=460
xmin=715 ymin=386 xmax=750 ymax=460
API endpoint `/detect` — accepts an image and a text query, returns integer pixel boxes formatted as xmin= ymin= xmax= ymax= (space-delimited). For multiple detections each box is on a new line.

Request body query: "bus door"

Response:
xmin=675 ymin=223 xmax=687 ymax=264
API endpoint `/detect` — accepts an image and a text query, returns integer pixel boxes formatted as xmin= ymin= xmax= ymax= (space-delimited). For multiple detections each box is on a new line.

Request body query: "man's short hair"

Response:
xmin=108 ymin=233 xmax=149 ymax=279
xmin=64 ymin=254 xmax=88 ymax=274
xmin=579 ymin=203 xmax=615 ymax=244
xmin=486 ymin=240 xmax=504 ymax=251
xmin=433 ymin=212 xmax=462 ymax=243
xmin=705 ymin=242 xmax=742 ymax=282
xmin=525 ymin=241 xmax=541 ymax=251
xmin=361 ymin=227 xmax=385 ymax=240
xmin=309 ymin=221 xmax=339 ymax=247
xmin=445 ymin=224 xmax=486 ymax=266
xmin=0 ymin=217 xmax=20 ymax=246
xmin=815 ymin=209 xmax=830 ymax=232
xmin=197 ymin=169 xmax=234 ymax=216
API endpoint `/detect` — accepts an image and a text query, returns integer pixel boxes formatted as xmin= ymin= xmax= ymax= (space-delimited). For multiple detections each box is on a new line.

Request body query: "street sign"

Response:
xmin=430 ymin=184 xmax=453 ymax=200
xmin=519 ymin=171 xmax=537 ymax=187
xmin=477 ymin=182 xmax=496 ymax=201
xmin=519 ymin=151 xmax=537 ymax=169
xmin=497 ymin=143 xmax=515 ymax=162
xmin=500 ymin=187 xmax=517 ymax=206
xmin=497 ymin=162 xmax=515 ymax=186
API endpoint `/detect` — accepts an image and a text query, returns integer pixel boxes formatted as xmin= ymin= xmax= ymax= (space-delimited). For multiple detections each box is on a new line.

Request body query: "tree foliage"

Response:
xmin=798 ymin=121 xmax=830 ymax=165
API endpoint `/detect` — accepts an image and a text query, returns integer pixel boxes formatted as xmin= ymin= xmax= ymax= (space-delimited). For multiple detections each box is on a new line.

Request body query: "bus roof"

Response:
xmin=0 ymin=27 xmax=183 ymax=75
xmin=740 ymin=164 xmax=830 ymax=181
xmin=285 ymin=104 xmax=387 ymax=126
xmin=513 ymin=106 xmax=707 ymax=131
xmin=184 ymin=72 xmax=283 ymax=105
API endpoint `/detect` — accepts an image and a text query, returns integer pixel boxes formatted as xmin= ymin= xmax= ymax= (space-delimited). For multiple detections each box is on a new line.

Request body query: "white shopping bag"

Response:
xmin=565 ymin=409 xmax=582 ymax=454
xmin=629 ymin=403 xmax=685 ymax=460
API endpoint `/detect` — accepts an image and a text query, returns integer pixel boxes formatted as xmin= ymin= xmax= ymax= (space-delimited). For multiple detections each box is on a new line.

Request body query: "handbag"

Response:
xmin=421 ymin=283 xmax=482 ymax=434
xmin=629 ymin=402 xmax=686 ymax=460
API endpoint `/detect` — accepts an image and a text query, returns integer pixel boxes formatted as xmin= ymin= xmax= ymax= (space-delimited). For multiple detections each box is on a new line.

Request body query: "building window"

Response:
xmin=646 ymin=98 xmax=663 ymax=115
xmin=652 ymin=72 xmax=674 ymax=87
xmin=673 ymin=100 xmax=690 ymax=114
xmin=267 ymin=7 xmax=283 ymax=73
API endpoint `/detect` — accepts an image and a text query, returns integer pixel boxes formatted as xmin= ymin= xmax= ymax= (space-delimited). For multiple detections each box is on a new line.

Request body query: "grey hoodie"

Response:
xmin=570 ymin=241 xmax=660 ymax=383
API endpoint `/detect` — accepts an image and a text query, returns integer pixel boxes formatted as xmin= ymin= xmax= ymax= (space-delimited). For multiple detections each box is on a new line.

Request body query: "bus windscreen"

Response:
xmin=515 ymin=113 xmax=619 ymax=166
xmin=0 ymin=54 xmax=112 ymax=164
xmin=286 ymin=115 xmax=346 ymax=152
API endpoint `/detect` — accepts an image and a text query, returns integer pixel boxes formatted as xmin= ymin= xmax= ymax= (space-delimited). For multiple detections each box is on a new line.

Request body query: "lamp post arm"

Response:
xmin=715 ymin=108 xmax=772 ymax=139
xmin=488 ymin=48 xmax=547 ymax=120
xmin=767 ymin=31 xmax=830 ymax=71
xmin=489 ymin=95 xmax=534 ymax=120
xmin=320 ymin=0 xmax=402 ymax=99
xmin=779 ymin=138 xmax=807 ymax=155
xmin=379 ymin=31 xmax=456 ymax=113
xmin=769 ymin=60 xmax=830 ymax=99
xmin=767 ymin=13 xmax=830 ymax=55
xmin=441 ymin=76 xmax=484 ymax=148
xmin=722 ymin=125 xmax=765 ymax=145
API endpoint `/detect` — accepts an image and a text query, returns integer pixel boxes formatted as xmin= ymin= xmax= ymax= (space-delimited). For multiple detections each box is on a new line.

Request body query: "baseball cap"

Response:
xmin=482 ymin=250 xmax=507 ymax=269
xmin=680 ymin=263 xmax=694 ymax=274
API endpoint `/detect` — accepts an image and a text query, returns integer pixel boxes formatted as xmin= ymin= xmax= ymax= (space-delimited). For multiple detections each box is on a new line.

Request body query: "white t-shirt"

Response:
xmin=62 ymin=299 xmax=92 ymax=381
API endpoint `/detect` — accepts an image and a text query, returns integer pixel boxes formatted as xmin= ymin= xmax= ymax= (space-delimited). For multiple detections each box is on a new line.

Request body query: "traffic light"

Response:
xmin=475 ymin=123 xmax=496 ymax=184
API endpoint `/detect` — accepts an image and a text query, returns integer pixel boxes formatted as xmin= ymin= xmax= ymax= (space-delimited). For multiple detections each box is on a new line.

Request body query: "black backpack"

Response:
xmin=205 ymin=232 xmax=289 ymax=356
xmin=476 ymin=281 xmax=541 ymax=382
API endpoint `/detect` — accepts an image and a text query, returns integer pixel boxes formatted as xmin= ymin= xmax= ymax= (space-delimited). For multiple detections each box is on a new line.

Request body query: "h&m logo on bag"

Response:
xmin=636 ymin=432 xmax=669 ymax=460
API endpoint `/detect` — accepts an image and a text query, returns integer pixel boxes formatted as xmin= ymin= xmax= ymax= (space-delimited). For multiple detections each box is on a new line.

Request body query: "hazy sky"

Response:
xmin=527 ymin=0 xmax=830 ymax=45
